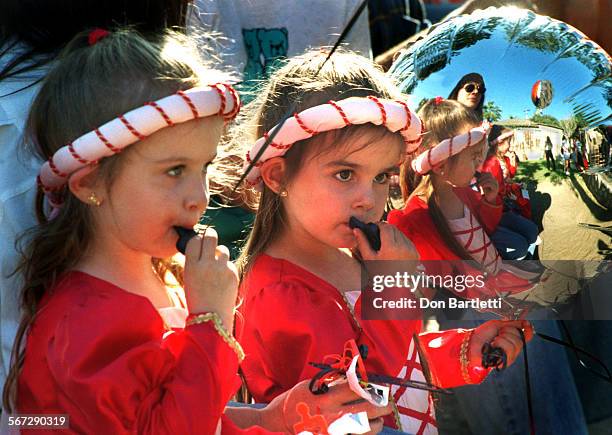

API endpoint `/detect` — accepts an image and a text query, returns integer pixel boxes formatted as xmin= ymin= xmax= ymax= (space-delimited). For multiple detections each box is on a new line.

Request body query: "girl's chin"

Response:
xmin=149 ymin=242 xmax=181 ymax=259
xmin=336 ymin=235 xmax=358 ymax=249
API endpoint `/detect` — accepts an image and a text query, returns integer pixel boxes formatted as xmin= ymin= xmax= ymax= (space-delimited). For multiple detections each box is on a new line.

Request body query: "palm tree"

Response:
xmin=559 ymin=116 xmax=577 ymax=141
xmin=482 ymin=101 xmax=502 ymax=122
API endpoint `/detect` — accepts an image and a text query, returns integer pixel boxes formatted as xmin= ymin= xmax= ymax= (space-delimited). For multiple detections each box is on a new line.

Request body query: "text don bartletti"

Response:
xmin=371 ymin=296 xmax=503 ymax=310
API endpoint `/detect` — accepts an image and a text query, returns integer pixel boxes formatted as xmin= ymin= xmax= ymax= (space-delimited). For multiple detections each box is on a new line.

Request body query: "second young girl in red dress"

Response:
xmin=238 ymin=52 xmax=532 ymax=434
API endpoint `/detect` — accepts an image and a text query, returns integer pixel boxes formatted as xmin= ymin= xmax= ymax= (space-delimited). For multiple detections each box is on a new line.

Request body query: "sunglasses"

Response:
xmin=463 ymin=83 xmax=485 ymax=94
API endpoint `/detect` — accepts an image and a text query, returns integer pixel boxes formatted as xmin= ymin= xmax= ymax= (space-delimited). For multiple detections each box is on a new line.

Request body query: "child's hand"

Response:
xmin=476 ymin=172 xmax=499 ymax=203
xmin=354 ymin=222 xmax=419 ymax=262
xmin=470 ymin=320 xmax=533 ymax=369
xmin=183 ymin=227 xmax=238 ymax=330
xmin=260 ymin=379 xmax=392 ymax=434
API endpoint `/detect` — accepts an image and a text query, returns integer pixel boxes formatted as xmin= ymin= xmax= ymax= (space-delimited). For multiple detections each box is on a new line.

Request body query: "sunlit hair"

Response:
xmin=3 ymin=28 xmax=230 ymax=412
xmin=234 ymin=49 xmax=405 ymax=277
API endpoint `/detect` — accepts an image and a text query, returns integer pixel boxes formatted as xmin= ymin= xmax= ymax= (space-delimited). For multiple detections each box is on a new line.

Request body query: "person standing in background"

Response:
xmin=544 ymin=136 xmax=556 ymax=171
xmin=562 ymin=137 xmax=571 ymax=175
xmin=188 ymin=0 xmax=371 ymax=101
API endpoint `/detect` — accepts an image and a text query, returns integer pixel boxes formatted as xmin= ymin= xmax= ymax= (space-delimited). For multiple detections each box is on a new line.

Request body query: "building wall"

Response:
xmin=510 ymin=125 xmax=564 ymax=160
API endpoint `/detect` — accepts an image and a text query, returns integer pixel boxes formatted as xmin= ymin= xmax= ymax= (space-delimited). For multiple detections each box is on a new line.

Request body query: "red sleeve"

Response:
xmin=240 ymin=281 xmax=360 ymax=402
xmin=417 ymin=329 xmax=490 ymax=388
xmin=46 ymin=299 xmax=242 ymax=434
xmin=504 ymin=156 xmax=517 ymax=178
xmin=389 ymin=207 xmax=458 ymax=265
xmin=457 ymin=187 xmax=502 ymax=235
xmin=482 ymin=156 xmax=505 ymax=198
xmin=240 ymin=281 xmax=415 ymax=404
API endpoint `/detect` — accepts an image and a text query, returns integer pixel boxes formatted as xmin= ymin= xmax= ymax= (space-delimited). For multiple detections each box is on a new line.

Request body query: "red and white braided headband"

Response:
xmin=411 ymin=121 xmax=491 ymax=175
xmin=39 ymin=84 xmax=239 ymax=213
xmin=244 ymin=96 xmax=423 ymax=189
xmin=490 ymin=130 xmax=514 ymax=146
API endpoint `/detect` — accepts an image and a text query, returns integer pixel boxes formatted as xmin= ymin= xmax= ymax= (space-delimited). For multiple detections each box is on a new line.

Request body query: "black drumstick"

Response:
xmin=349 ymin=216 xmax=381 ymax=251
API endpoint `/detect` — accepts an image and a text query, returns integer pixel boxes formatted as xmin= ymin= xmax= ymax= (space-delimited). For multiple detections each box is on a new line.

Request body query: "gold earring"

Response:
xmin=88 ymin=192 xmax=102 ymax=207
xmin=279 ymin=189 xmax=288 ymax=197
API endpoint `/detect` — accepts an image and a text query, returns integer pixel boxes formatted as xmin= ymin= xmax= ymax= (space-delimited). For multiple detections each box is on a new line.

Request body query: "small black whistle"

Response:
xmin=348 ymin=216 xmax=381 ymax=252
xmin=174 ymin=226 xmax=197 ymax=255
xmin=481 ymin=342 xmax=508 ymax=371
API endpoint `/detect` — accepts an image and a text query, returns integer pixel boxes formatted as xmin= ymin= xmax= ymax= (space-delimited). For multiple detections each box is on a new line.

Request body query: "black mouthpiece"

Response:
xmin=348 ymin=216 xmax=381 ymax=251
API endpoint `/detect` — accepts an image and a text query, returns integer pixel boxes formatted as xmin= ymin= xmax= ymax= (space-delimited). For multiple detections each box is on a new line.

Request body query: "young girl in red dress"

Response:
xmin=1 ymin=30 xmax=390 ymax=435
xmin=237 ymin=52 xmax=532 ymax=434
xmin=481 ymin=125 xmax=538 ymax=260
xmin=388 ymin=99 xmax=540 ymax=304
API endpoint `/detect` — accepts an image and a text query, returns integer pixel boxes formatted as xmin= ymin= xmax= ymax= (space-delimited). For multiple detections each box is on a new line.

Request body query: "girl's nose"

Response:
xmin=353 ymin=185 xmax=376 ymax=210
xmin=184 ymin=177 xmax=209 ymax=215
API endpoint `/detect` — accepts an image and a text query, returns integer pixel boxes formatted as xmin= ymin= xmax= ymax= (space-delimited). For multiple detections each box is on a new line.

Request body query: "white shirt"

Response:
xmin=0 ymin=42 xmax=46 ymax=398
xmin=188 ymin=0 xmax=371 ymax=81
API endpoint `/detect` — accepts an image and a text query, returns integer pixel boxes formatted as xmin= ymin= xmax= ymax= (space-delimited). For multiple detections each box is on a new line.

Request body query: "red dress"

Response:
xmin=239 ymin=254 xmax=489 ymax=435
xmin=387 ymin=187 xmax=535 ymax=300
xmin=482 ymin=155 xmax=515 ymax=198
xmin=17 ymin=271 xmax=271 ymax=434
xmin=482 ymin=155 xmax=531 ymax=219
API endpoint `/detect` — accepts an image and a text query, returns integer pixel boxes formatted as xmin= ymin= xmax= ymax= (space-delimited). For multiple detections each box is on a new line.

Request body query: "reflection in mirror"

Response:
xmin=390 ymin=6 xmax=611 ymax=169
xmin=388 ymin=5 xmax=612 ymax=310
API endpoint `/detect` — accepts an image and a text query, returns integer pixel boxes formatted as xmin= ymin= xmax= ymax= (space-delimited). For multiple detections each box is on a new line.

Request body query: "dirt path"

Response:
xmin=519 ymin=164 xmax=611 ymax=261
xmin=534 ymin=177 xmax=612 ymax=260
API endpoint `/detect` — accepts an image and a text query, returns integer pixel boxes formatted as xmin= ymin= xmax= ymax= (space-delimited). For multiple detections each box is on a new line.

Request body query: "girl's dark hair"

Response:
xmin=2 ymin=27 xmax=223 ymax=412
xmin=0 ymin=0 xmax=190 ymax=83
xmin=447 ymin=72 xmax=486 ymax=119
xmin=400 ymin=98 xmax=482 ymax=260
xmin=486 ymin=124 xmax=513 ymax=159
xmin=235 ymin=50 xmax=405 ymax=277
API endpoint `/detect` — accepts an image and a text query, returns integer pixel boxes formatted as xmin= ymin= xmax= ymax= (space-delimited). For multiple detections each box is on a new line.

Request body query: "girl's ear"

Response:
xmin=260 ymin=157 xmax=287 ymax=194
xmin=431 ymin=162 xmax=448 ymax=176
xmin=68 ymin=165 xmax=105 ymax=205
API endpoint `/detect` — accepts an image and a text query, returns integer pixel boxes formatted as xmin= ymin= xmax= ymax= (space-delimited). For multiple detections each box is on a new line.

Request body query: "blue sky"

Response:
xmin=403 ymin=20 xmax=610 ymax=124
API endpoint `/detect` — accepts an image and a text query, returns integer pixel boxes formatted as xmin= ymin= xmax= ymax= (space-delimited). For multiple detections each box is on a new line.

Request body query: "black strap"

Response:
xmin=518 ymin=322 xmax=612 ymax=435
xmin=520 ymin=329 xmax=536 ymax=435
xmin=538 ymin=321 xmax=612 ymax=383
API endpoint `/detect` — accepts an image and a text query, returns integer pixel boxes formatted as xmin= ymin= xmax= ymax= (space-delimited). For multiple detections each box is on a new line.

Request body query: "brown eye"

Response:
xmin=374 ymin=173 xmax=389 ymax=184
xmin=335 ymin=170 xmax=353 ymax=181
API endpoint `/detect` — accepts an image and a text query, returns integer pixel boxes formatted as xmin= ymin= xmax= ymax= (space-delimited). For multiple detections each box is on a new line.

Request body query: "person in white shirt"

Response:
xmin=188 ymin=0 xmax=372 ymax=102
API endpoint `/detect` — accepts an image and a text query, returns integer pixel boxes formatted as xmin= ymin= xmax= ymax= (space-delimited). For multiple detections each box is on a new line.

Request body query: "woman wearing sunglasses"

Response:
xmin=448 ymin=72 xmax=486 ymax=119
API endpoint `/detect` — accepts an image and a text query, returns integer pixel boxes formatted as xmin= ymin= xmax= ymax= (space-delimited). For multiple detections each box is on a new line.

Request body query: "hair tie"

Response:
xmin=434 ymin=96 xmax=444 ymax=105
xmin=88 ymin=28 xmax=110 ymax=46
